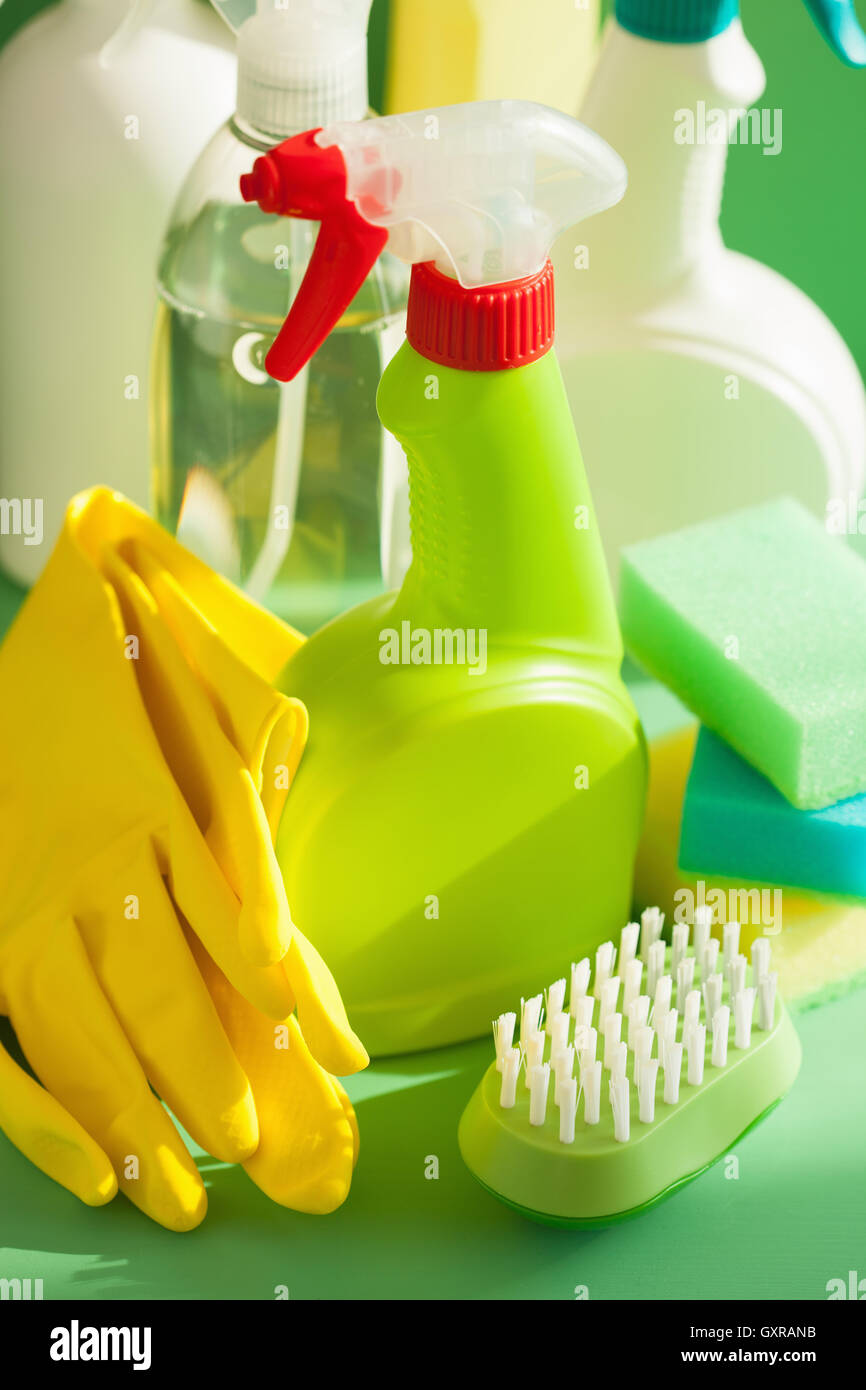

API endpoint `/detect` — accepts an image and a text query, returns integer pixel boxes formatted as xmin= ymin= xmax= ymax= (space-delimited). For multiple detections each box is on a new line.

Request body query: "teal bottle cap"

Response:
xmin=804 ymin=0 xmax=866 ymax=66
xmin=615 ymin=0 xmax=739 ymax=42
xmin=616 ymin=0 xmax=866 ymax=65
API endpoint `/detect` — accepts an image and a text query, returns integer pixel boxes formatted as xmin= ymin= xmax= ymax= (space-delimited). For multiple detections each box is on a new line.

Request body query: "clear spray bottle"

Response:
xmin=150 ymin=0 xmax=410 ymax=633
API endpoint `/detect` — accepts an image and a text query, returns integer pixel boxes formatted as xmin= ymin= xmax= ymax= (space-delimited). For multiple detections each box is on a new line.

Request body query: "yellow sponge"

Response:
xmin=635 ymin=723 xmax=866 ymax=1007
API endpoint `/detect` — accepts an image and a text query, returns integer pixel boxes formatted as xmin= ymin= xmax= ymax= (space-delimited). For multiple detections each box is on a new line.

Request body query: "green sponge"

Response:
xmin=619 ymin=498 xmax=866 ymax=810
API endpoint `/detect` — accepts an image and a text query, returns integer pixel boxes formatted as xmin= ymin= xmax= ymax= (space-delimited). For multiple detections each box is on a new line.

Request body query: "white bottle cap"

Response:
xmin=233 ymin=0 xmax=370 ymax=137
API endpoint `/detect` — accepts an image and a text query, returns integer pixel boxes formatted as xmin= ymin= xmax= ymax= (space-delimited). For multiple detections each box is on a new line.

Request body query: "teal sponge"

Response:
xmin=620 ymin=498 xmax=866 ymax=810
xmin=680 ymin=727 xmax=866 ymax=899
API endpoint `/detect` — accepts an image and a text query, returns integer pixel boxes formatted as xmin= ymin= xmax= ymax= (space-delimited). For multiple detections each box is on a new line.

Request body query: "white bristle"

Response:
xmin=608 ymin=1040 xmax=628 ymax=1081
xmin=658 ymin=1008 xmax=678 ymax=1062
xmin=623 ymin=957 xmax=643 ymax=1009
xmin=638 ymin=1058 xmax=659 ymax=1123
xmin=553 ymin=1045 xmax=575 ymax=1104
xmin=569 ymin=958 xmax=591 ymax=1010
xmin=640 ymin=906 xmax=665 ymax=962
xmin=619 ymin=922 xmax=640 ymax=973
xmin=734 ymin=988 xmax=756 ymax=1049
xmin=599 ymin=976 xmax=622 ymax=1030
xmin=677 ymin=955 xmax=695 ymax=1002
xmin=711 ymin=1006 xmax=730 ymax=1068
xmin=499 ymin=912 xmax=786 ymax=1147
xmin=573 ymin=993 xmax=595 ymax=1034
xmin=610 ymin=1076 xmax=631 ymax=1142
xmin=627 ymin=995 xmax=650 ymax=1047
xmin=683 ymin=989 xmax=701 ymax=1037
xmin=647 ymin=939 xmax=666 ymax=998
xmin=634 ymin=1025 xmax=654 ymax=1085
xmin=672 ymin=922 xmax=689 ymax=974
xmin=520 ymin=994 xmax=543 ymax=1045
xmin=524 ymin=1028 xmax=545 ymax=1085
xmin=758 ymin=972 xmax=778 ymax=1031
xmin=583 ymin=1059 xmax=602 ymax=1125
xmin=603 ymin=1013 xmax=623 ymax=1067
xmin=728 ymin=952 xmax=747 ymax=1000
xmin=492 ymin=1012 xmax=516 ymax=1070
xmin=694 ymin=905 xmax=713 ymax=962
xmin=687 ymin=1024 xmax=706 ymax=1085
xmin=594 ymin=940 xmax=616 ymax=998
xmin=545 ymin=978 xmax=567 ymax=1034
xmin=550 ymin=1011 xmax=570 ymax=1058
xmin=528 ymin=1063 xmax=551 ymax=1125
xmin=701 ymin=936 xmax=720 ymax=982
xmin=558 ymin=1078 xmax=578 ymax=1143
xmin=663 ymin=1042 xmax=683 ymax=1104
xmin=499 ymin=1047 xmax=521 ymax=1107
xmin=652 ymin=973 xmax=672 ymax=1023
xmin=751 ymin=937 xmax=771 ymax=986
xmin=703 ymin=972 xmax=723 ymax=1023
xmin=577 ymin=1025 xmax=598 ymax=1067
xmin=723 ymin=921 xmax=740 ymax=969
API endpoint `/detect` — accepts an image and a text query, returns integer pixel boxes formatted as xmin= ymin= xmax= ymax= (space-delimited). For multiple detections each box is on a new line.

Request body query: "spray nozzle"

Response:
xmin=241 ymin=99 xmax=627 ymax=380
xmin=241 ymin=128 xmax=388 ymax=379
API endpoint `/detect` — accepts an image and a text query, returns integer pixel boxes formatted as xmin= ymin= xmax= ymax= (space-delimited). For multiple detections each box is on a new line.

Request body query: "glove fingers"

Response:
xmin=0 ymin=1036 xmax=117 ymax=1207
xmin=162 ymin=810 xmax=295 ymax=1019
xmin=103 ymin=548 xmax=292 ymax=968
xmin=73 ymin=487 xmax=303 ymax=681
xmin=329 ymin=1076 xmax=360 ymax=1169
xmin=4 ymin=919 xmax=207 ymax=1232
xmin=125 ymin=541 xmax=308 ymax=838
xmin=241 ymin=1018 xmax=355 ymax=1215
xmin=188 ymin=934 xmax=356 ymax=1215
xmin=75 ymin=840 xmax=259 ymax=1165
xmin=284 ymin=927 xmax=369 ymax=1076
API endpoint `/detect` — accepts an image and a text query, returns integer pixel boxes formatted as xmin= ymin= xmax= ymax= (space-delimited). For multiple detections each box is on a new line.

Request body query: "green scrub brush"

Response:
xmin=458 ymin=908 xmax=801 ymax=1226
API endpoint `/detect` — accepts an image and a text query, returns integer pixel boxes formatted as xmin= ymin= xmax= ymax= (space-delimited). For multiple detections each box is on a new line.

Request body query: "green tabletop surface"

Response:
xmin=1 ymin=988 xmax=863 ymax=1301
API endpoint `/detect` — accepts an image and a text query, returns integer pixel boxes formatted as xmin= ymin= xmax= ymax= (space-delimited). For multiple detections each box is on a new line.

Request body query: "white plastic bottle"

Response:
xmin=0 ymin=0 xmax=236 ymax=587
xmin=553 ymin=0 xmax=866 ymax=583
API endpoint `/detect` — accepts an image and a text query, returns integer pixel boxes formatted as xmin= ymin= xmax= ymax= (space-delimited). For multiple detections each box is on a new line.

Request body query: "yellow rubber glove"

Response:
xmin=0 ymin=489 xmax=365 ymax=1229
xmin=188 ymin=929 xmax=360 ymax=1215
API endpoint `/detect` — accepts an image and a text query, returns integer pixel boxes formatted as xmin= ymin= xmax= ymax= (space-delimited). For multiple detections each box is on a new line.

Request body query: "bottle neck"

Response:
xmin=235 ymin=43 xmax=369 ymax=141
xmin=378 ymin=340 xmax=622 ymax=659
xmin=406 ymin=261 xmax=556 ymax=372
xmin=578 ymin=19 xmax=765 ymax=292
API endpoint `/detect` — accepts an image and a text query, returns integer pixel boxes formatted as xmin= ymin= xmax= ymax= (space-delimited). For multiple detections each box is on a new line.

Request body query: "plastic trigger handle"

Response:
xmin=240 ymin=130 xmax=388 ymax=382
xmin=803 ymin=0 xmax=866 ymax=66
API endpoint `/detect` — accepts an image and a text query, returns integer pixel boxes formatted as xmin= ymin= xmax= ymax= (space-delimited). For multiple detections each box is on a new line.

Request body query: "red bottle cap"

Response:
xmin=405 ymin=260 xmax=555 ymax=372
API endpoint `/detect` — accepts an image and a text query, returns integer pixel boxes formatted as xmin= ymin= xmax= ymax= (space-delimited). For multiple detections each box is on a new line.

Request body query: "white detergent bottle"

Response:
xmin=0 ymin=0 xmax=236 ymax=586
xmin=553 ymin=0 xmax=866 ymax=583
xmin=151 ymin=0 xmax=410 ymax=633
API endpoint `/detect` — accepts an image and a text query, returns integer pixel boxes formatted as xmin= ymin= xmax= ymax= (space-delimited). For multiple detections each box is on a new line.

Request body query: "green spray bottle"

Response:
xmin=241 ymin=100 xmax=647 ymax=1055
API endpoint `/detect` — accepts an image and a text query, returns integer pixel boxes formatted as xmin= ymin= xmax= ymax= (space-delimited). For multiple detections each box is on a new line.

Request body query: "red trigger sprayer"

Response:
xmin=241 ymin=130 xmax=390 ymax=381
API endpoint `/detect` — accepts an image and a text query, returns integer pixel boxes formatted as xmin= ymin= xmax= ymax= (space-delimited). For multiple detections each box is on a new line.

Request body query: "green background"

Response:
xmin=1 ymin=0 xmax=865 ymax=1300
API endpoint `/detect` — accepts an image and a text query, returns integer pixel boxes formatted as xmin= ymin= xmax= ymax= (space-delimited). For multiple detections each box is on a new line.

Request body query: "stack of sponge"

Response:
xmin=621 ymin=497 xmax=866 ymax=1007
